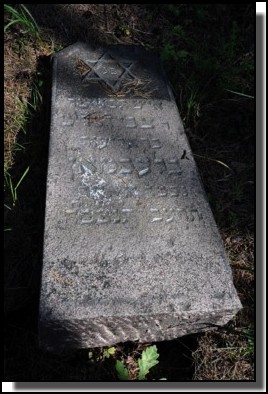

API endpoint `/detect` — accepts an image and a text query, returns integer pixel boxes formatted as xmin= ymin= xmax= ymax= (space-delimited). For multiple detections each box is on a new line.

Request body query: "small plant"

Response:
xmin=5 ymin=166 xmax=30 ymax=207
xmin=4 ymin=4 xmax=40 ymax=40
xmin=239 ymin=328 xmax=254 ymax=358
xmin=115 ymin=24 xmax=132 ymax=37
xmin=115 ymin=345 xmax=166 ymax=381
xmin=88 ymin=346 xmax=116 ymax=362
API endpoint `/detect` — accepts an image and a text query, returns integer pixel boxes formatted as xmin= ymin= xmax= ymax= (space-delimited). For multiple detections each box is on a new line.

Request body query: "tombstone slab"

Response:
xmin=39 ymin=43 xmax=242 ymax=350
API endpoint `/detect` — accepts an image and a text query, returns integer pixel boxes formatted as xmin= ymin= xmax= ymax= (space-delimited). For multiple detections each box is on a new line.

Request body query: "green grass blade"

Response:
xmin=225 ymin=89 xmax=254 ymax=99
xmin=4 ymin=4 xmax=20 ymax=16
xmin=14 ymin=142 xmax=25 ymax=151
xmin=19 ymin=4 xmax=40 ymax=32
xmin=4 ymin=5 xmax=24 ymax=25
xmin=9 ymin=177 xmax=15 ymax=203
xmin=4 ymin=4 xmax=40 ymax=38
xmin=4 ymin=19 xmax=19 ymax=32
xmin=14 ymin=166 xmax=30 ymax=191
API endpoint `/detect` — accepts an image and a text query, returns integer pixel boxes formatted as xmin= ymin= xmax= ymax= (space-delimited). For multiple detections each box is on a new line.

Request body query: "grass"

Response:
xmin=4 ymin=4 xmax=40 ymax=39
xmin=6 ymin=166 xmax=30 ymax=207
xmin=4 ymin=4 xmax=51 ymax=205
xmin=193 ymin=327 xmax=254 ymax=380
xmin=4 ymin=4 xmax=254 ymax=382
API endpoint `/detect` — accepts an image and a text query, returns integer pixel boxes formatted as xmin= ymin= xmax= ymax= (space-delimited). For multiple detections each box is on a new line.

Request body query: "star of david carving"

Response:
xmin=79 ymin=51 xmax=136 ymax=93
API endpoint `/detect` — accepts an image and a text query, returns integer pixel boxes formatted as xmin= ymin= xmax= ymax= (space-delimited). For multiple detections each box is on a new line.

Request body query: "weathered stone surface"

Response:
xmin=39 ymin=42 xmax=242 ymax=350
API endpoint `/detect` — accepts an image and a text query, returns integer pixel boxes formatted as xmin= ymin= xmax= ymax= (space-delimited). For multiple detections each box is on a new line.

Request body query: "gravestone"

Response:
xmin=39 ymin=43 xmax=242 ymax=350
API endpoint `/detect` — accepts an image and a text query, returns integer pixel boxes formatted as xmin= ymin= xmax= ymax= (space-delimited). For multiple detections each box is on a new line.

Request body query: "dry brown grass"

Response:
xmin=193 ymin=330 xmax=254 ymax=380
xmin=193 ymin=231 xmax=254 ymax=380
xmin=105 ymin=78 xmax=156 ymax=99
xmin=226 ymin=233 xmax=254 ymax=324
xmin=4 ymin=33 xmax=37 ymax=171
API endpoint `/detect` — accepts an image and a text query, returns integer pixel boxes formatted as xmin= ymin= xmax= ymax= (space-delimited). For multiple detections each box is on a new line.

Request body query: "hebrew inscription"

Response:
xmin=60 ymin=96 xmax=201 ymax=228
xmin=40 ymin=43 xmax=242 ymax=350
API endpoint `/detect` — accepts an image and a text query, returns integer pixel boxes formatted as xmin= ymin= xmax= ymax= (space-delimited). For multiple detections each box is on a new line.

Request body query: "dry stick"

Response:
xmin=132 ymin=27 xmax=153 ymax=35
xmin=133 ymin=36 xmax=145 ymax=46
xmin=192 ymin=153 xmax=232 ymax=172
xmin=98 ymin=76 xmax=157 ymax=99
xmin=103 ymin=4 xmax=108 ymax=31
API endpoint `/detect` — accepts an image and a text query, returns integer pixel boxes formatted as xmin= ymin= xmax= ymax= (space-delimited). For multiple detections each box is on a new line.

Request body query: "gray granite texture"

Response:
xmin=39 ymin=42 xmax=242 ymax=350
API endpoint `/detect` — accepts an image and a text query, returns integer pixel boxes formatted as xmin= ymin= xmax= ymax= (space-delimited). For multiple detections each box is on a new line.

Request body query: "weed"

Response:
xmin=116 ymin=359 xmax=130 ymax=380
xmin=240 ymin=328 xmax=254 ymax=357
xmin=4 ymin=77 xmax=42 ymax=201
xmin=88 ymin=346 xmax=116 ymax=362
xmin=4 ymin=4 xmax=40 ymax=40
xmin=87 ymin=345 xmax=166 ymax=380
xmin=6 ymin=166 xmax=30 ymax=207
xmin=115 ymin=345 xmax=166 ymax=381
xmin=115 ymin=24 xmax=132 ymax=38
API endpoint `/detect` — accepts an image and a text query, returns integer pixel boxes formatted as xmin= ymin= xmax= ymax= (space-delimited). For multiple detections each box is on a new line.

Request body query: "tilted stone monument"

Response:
xmin=39 ymin=43 xmax=242 ymax=350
